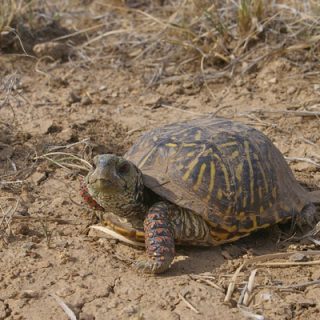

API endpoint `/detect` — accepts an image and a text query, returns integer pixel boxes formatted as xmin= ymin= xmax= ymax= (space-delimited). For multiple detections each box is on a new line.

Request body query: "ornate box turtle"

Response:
xmin=81 ymin=117 xmax=320 ymax=273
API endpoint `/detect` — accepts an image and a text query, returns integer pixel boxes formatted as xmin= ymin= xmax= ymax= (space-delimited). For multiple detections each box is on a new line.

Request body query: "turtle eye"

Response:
xmin=117 ymin=162 xmax=130 ymax=176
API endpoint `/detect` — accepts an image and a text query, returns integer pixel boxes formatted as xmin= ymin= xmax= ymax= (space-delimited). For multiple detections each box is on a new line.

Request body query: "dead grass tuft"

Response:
xmin=0 ymin=0 xmax=72 ymax=54
xmin=0 ymin=0 xmax=22 ymax=33
xmin=2 ymin=1 xmax=320 ymax=81
xmin=83 ymin=0 xmax=320 ymax=83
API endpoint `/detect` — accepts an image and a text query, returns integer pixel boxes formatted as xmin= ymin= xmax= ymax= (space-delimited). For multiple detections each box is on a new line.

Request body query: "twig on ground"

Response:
xmin=256 ymin=260 xmax=320 ymax=267
xmin=6 ymin=215 xmax=79 ymax=225
xmin=0 ymin=199 xmax=19 ymax=244
xmin=89 ymin=225 xmax=145 ymax=247
xmin=259 ymin=279 xmax=320 ymax=291
xmin=49 ymin=293 xmax=77 ymax=320
xmin=191 ymin=275 xmax=225 ymax=293
xmin=250 ymin=110 xmax=320 ymax=117
xmin=285 ymin=157 xmax=320 ymax=168
xmin=243 ymin=269 xmax=258 ymax=306
xmin=161 ymin=104 xmax=205 ymax=116
xmin=0 ymin=180 xmax=24 ymax=185
xmin=179 ymin=292 xmax=200 ymax=314
xmin=224 ymin=251 xmax=320 ymax=303
xmin=52 ymin=23 xmax=105 ymax=41
xmin=238 ymin=304 xmax=265 ymax=320
xmin=34 ymin=151 xmax=92 ymax=172
xmin=47 ymin=138 xmax=91 ymax=152
xmin=212 ymin=104 xmax=234 ymax=117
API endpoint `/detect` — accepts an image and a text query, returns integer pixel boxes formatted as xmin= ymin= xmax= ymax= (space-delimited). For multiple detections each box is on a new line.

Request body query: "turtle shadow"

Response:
xmin=164 ymin=226 xmax=295 ymax=277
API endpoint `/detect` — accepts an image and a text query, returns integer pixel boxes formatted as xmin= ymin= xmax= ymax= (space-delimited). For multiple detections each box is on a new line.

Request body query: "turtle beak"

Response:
xmin=87 ymin=154 xmax=125 ymax=192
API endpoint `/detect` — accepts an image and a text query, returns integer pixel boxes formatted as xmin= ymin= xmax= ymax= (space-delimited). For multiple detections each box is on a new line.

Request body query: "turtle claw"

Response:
xmin=132 ymin=258 xmax=172 ymax=274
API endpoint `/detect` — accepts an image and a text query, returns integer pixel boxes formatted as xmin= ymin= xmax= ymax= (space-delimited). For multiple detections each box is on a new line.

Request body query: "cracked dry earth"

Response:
xmin=1 ymin=53 xmax=320 ymax=320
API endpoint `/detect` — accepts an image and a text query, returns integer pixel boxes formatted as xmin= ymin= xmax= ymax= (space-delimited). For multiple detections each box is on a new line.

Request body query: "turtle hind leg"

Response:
xmin=296 ymin=203 xmax=319 ymax=232
xmin=309 ymin=190 xmax=320 ymax=204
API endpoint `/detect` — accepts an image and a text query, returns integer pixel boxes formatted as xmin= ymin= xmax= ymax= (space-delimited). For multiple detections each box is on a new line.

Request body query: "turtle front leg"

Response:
xmin=134 ymin=202 xmax=175 ymax=274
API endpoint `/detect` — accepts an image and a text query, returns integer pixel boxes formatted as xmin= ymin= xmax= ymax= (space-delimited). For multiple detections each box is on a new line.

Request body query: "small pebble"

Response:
xmin=79 ymin=313 xmax=95 ymax=320
xmin=22 ymin=242 xmax=36 ymax=250
xmin=81 ymin=96 xmax=92 ymax=106
xmin=68 ymin=91 xmax=81 ymax=104
xmin=123 ymin=305 xmax=137 ymax=316
xmin=287 ymin=86 xmax=296 ymax=95
xmin=289 ymin=252 xmax=308 ymax=262
xmin=20 ymin=290 xmax=39 ymax=299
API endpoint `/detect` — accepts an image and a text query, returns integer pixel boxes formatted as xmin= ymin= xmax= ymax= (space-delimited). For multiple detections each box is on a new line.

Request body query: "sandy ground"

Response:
xmin=1 ymin=2 xmax=320 ymax=320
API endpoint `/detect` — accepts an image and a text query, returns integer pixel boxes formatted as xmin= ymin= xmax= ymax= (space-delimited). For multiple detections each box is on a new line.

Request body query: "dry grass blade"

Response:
xmin=200 ymin=279 xmax=225 ymax=293
xmin=243 ymin=269 xmax=258 ymax=306
xmin=308 ymin=237 xmax=320 ymax=246
xmin=52 ymin=23 xmax=105 ymax=41
xmin=256 ymin=260 xmax=320 ymax=267
xmin=35 ymin=152 xmax=92 ymax=172
xmin=48 ymin=138 xmax=91 ymax=152
xmin=80 ymin=29 xmax=131 ymax=49
xmin=35 ymin=152 xmax=91 ymax=168
xmin=0 ymin=180 xmax=24 ymax=186
xmin=161 ymin=104 xmax=205 ymax=116
xmin=224 ymin=250 xmax=320 ymax=302
xmin=89 ymin=225 xmax=145 ymax=247
xmin=251 ymin=110 xmax=320 ymax=117
xmin=238 ymin=305 xmax=265 ymax=320
xmin=0 ymin=199 xmax=19 ymax=244
xmin=36 ymin=155 xmax=87 ymax=172
xmin=191 ymin=275 xmax=225 ymax=293
xmin=285 ymin=157 xmax=320 ymax=168
xmin=224 ymin=261 xmax=246 ymax=303
xmin=0 ymin=0 xmax=21 ymax=32
xmin=237 ymin=282 xmax=265 ymax=320
xmin=178 ymin=293 xmax=200 ymax=314
xmin=261 ymin=279 xmax=320 ymax=291
xmin=9 ymin=215 xmax=79 ymax=225
xmin=49 ymin=293 xmax=77 ymax=320
xmin=238 ymin=282 xmax=248 ymax=305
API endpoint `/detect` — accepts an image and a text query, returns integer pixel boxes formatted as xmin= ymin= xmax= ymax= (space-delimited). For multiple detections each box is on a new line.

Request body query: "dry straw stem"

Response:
xmin=178 ymin=292 xmax=201 ymax=314
xmin=34 ymin=152 xmax=92 ymax=172
xmin=89 ymin=225 xmax=145 ymax=247
xmin=0 ymin=199 xmax=19 ymax=243
xmin=285 ymin=156 xmax=320 ymax=168
xmin=49 ymin=293 xmax=77 ymax=320
xmin=0 ymin=0 xmax=22 ymax=32
xmin=224 ymin=250 xmax=320 ymax=303
xmin=237 ymin=281 xmax=265 ymax=320
xmin=256 ymin=259 xmax=320 ymax=267
xmin=259 ymin=279 xmax=320 ymax=291
xmin=191 ymin=275 xmax=225 ymax=293
xmin=9 ymin=215 xmax=78 ymax=225
xmin=250 ymin=109 xmax=320 ymax=117
xmin=238 ymin=304 xmax=264 ymax=320
xmin=243 ymin=268 xmax=258 ymax=306
xmin=33 ymin=140 xmax=93 ymax=173
xmin=47 ymin=138 xmax=91 ymax=152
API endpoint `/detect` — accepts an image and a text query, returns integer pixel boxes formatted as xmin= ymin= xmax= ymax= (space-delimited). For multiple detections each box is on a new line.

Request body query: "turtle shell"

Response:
xmin=124 ymin=117 xmax=310 ymax=238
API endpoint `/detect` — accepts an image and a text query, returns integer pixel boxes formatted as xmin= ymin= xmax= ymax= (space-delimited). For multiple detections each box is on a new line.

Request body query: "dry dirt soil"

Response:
xmin=1 ymin=3 xmax=320 ymax=320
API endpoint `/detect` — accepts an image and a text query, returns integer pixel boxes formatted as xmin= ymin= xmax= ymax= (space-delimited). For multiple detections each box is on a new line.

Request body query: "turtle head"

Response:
xmin=85 ymin=154 xmax=145 ymax=217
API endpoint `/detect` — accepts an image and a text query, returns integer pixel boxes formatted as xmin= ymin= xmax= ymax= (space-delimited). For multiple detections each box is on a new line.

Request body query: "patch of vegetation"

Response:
xmin=1 ymin=1 xmax=319 ymax=80
xmin=93 ymin=0 xmax=320 ymax=82
xmin=0 ymin=0 xmax=69 ymax=53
